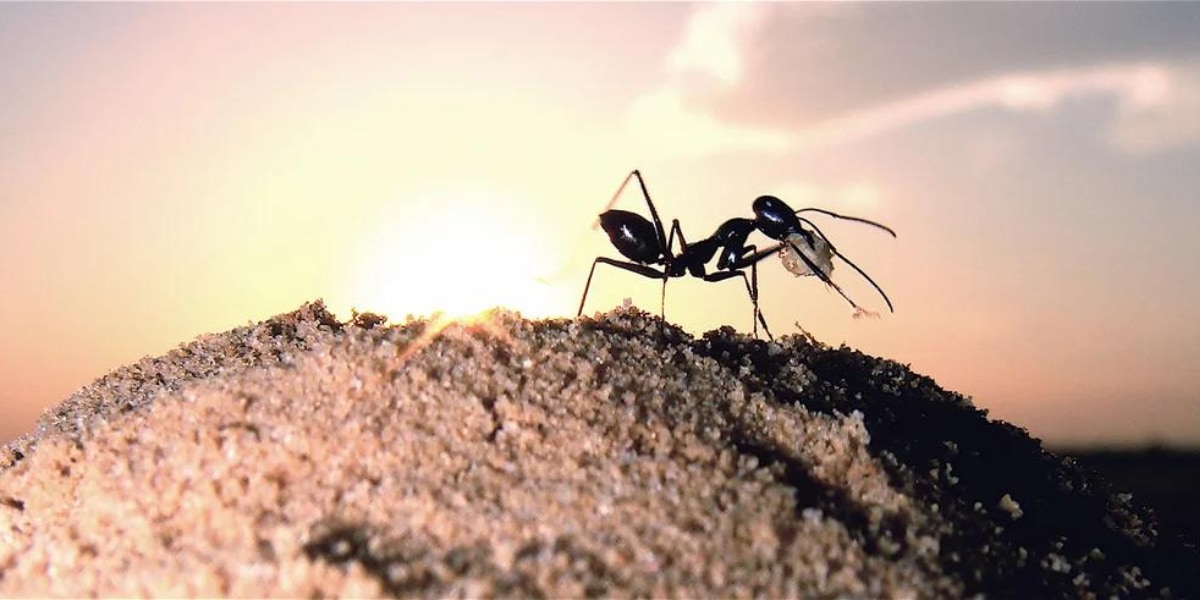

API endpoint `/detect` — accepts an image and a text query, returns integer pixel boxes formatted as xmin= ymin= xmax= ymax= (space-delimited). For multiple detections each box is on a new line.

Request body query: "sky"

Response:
xmin=1 ymin=3 xmax=1198 ymax=448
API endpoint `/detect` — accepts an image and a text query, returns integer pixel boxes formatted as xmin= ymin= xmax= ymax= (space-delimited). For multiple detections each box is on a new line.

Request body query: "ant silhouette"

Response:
xmin=576 ymin=170 xmax=784 ymax=339
xmin=576 ymin=170 xmax=896 ymax=339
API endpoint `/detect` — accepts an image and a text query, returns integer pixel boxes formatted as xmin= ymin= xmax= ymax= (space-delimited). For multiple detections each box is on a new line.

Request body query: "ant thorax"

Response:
xmin=779 ymin=232 xmax=834 ymax=279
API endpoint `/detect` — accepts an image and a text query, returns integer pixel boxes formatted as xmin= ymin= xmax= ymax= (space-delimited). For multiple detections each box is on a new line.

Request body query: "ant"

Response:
xmin=576 ymin=170 xmax=896 ymax=339
xmin=576 ymin=170 xmax=785 ymax=339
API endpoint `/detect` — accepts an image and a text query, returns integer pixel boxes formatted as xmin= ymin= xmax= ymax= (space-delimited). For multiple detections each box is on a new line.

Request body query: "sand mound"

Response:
xmin=1 ymin=302 xmax=1195 ymax=597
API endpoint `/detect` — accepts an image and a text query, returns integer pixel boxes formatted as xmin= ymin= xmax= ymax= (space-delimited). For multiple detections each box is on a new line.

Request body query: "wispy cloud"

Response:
xmin=793 ymin=61 xmax=1200 ymax=155
xmin=1105 ymin=62 xmax=1200 ymax=155
xmin=631 ymin=4 xmax=1200 ymax=160
xmin=625 ymin=3 xmax=786 ymax=160
xmin=626 ymin=88 xmax=788 ymax=160
xmin=665 ymin=2 xmax=768 ymax=90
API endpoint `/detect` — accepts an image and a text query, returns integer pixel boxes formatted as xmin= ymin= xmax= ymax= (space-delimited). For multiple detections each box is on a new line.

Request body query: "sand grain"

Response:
xmin=1 ymin=302 xmax=1194 ymax=597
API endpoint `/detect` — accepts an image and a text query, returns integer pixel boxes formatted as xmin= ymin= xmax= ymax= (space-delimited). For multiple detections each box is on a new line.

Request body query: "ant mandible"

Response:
xmin=576 ymin=170 xmax=785 ymax=339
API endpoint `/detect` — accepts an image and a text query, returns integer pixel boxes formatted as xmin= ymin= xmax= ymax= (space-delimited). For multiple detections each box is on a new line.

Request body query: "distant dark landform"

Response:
xmin=1058 ymin=448 xmax=1200 ymax=550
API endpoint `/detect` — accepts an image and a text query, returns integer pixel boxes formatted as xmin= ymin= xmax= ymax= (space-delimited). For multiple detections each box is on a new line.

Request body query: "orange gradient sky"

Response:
xmin=2 ymin=4 xmax=1198 ymax=447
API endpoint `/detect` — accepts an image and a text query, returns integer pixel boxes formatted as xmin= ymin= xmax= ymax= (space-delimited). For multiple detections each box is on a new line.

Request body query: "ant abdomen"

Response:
xmin=599 ymin=210 xmax=663 ymax=264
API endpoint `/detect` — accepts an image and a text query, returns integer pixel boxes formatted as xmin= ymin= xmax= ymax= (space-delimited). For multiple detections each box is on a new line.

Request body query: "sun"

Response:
xmin=339 ymin=183 xmax=565 ymax=322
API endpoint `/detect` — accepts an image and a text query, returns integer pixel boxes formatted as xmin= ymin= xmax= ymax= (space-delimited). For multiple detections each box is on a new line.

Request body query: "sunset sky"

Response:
xmin=2 ymin=3 xmax=1198 ymax=447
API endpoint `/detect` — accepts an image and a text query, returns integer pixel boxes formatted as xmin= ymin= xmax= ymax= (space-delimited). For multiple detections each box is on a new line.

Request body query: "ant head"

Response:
xmin=752 ymin=195 xmax=800 ymax=240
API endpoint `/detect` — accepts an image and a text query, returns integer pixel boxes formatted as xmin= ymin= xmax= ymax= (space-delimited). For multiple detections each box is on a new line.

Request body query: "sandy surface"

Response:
xmin=1 ymin=301 xmax=1195 ymax=597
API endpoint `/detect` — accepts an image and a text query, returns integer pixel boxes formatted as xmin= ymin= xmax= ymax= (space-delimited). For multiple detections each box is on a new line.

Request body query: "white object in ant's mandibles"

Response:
xmin=779 ymin=232 xmax=834 ymax=279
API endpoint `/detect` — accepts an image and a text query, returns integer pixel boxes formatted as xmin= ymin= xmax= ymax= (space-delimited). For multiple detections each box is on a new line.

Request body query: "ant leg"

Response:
xmin=701 ymin=270 xmax=774 ymax=341
xmin=630 ymin=170 xmax=668 ymax=251
xmin=749 ymin=262 xmax=759 ymax=338
xmin=718 ymin=243 xmax=787 ymax=338
xmin=667 ymin=219 xmax=690 ymax=255
xmin=725 ymin=244 xmax=765 ymax=338
xmin=578 ymin=258 xmax=601 ymax=317
xmin=749 ymin=260 xmax=774 ymax=340
xmin=590 ymin=171 xmax=679 ymax=335
xmin=597 ymin=171 xmax=667 ymax=248
xmin=595 ymin=171 xmax=638 ymax=229
xmin=782 ymin=237 xmax=868 ymax=312
xmin=796 ymin=217 xmax=894 ymax=312
xmin=727 ymin=242 xmax=787 ymax=269
xmin=577 ymin=256 xmax=668 ymax=317
xmin=659 ymin=219 xmax=696 ymax=337
xmin=598 ymin=170 xmax=668 ymax=251
xmin=660 ymin=272 xmax=668 ymax=337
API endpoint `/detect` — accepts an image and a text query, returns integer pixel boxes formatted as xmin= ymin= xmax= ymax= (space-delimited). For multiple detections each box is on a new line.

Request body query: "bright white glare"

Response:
xmin=340 ymin=184 xmax=565 ymax=321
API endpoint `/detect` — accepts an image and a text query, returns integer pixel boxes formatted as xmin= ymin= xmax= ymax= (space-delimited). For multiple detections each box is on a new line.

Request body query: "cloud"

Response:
xmin=791 ymin=61 xmax=1200 ymax=155
xmin=666 ymin=2 xmax=769 ymax=89
xmin=1106 ymin=63 xmax=1200 ymax=155
xmin=736 ymin=3 xmax=1200 ymax=124
xmin=625 ymin=3 xmax=787 ymax=160
xmin=626 ymin=87 xmax=788 ymax=161
xmin=628 ymin=3 xmax=1200 ymax=162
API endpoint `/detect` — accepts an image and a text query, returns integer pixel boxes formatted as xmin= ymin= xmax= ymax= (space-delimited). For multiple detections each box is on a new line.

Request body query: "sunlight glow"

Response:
xmin=341 ymin=184 xmax=562 ymax=322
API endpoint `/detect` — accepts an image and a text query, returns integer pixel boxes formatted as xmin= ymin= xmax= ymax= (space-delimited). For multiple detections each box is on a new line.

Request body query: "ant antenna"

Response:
xmin=796 ymin=207 xmax=897 ymax=238
xmin=796 ymin=216 xmax=895 ymax=312
xmin=783 ymin=236 xmax=867 ymax=312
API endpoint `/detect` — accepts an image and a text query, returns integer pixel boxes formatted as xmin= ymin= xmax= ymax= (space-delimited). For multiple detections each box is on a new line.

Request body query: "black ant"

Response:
xmin=576 ymin=170 xmax=780 ymax=338
xmin=576 ymin=170 xmax=896 ymax=339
